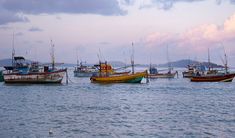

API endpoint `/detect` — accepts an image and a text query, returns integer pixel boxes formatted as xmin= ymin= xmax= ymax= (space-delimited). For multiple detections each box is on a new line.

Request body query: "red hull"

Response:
xmin=191 ymin=73 xmax=235 ymax=82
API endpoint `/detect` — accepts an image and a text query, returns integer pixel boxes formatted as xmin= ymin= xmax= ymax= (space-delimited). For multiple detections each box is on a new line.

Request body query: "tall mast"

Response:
xmin=50 ymin=40 xmax=55 ymax=70
xmin=223 ymin=47 xmax=228 ymax=73
xmin=131 ymin=42 xmax=134 ymax=74
xmin=208 ymin=48 xmax=211 ymax=71
xmin=12 ymin=32 xmax=15 ymax=66
xmin=167 ymin=45 xmax=171 ymax=72
xmin=76 ymin=48 xmax=79 ymax=66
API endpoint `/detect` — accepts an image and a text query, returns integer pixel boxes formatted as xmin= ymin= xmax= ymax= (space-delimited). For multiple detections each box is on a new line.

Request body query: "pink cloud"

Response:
xmin=145 ymin=13 xmax=235 ymax=53
xmin=145 ymin=32 xmax=178 ymax=47
xmin=224 ymin=13 xmax=235 ymax=32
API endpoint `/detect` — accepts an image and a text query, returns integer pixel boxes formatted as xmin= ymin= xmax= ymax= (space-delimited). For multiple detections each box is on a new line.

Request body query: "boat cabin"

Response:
xmin=149 ymin=67 xmax=158 ymax=74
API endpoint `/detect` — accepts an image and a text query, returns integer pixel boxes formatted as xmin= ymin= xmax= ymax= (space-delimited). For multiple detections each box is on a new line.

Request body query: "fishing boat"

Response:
xmin=149 ymin=66 xmax=177 ymax=78
xmin=191 ymin=73 xmax=235 ymax=82
xmin=182 ymin=65 xmax=196 ymax=78
xmin=74 ymin=61 xmax=97 ymax=77
xmin=90 ymin=62 xmax=147 ymax=83
xmin=149 ymin=46 xmax=177 ymax=79
xmin=3 ymin=40 xmax=67 ymax=84
xmin=191 ymin=48 xmax=235 ymax=82
xmin=90 ymin=43 xmax=148 ymax=83
xmin=94 ymin=62 xmax=130 ymax=75
xmin=182 ymin=64 xmax=206 ymax=78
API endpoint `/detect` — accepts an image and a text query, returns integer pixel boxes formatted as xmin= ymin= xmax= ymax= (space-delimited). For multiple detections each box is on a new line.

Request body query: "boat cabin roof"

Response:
xmin=14 ymin=56 xmax=25 ymax=60
xmin=4 ymin=66 xmax=14 ymax=70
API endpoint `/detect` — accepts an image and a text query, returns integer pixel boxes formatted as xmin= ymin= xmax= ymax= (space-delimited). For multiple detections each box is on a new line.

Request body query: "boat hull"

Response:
xmin=3 ymin=69 xmax=66 ymax=84
xmin=74 ymin=71 xmax=95 ymax=77
xmin=191 ymin=73 xmax=235 ymax=82
xmin=149 ymin=72 xmax=176 ymax=79
xmin=182 ymin=72 xmax=194 ymax=78
xmin=90 ymin=71 xmax=147 ymax=83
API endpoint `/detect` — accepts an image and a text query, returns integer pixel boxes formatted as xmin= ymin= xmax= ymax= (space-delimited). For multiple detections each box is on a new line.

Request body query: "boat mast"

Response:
xmin=76 ymin=48 xmax=79 ymax=67
xmin=167 ymin=45 xmax=171 ymax=73
xmin=208 ymin=48 xmax=211 ymax=71
xmin=12 ymin=32 xmax=15 ymax=66
xmin=131 ymin=42 xmax=134 ymax=74
xmin=50 ymin=40 xmax=55 ymax=70
xmin=223 ymin=47 xmax=228 ymax=74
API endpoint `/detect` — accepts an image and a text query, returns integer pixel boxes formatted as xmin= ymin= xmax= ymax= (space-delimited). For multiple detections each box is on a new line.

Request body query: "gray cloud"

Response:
xmin=0 ymin=0 xmax=126 ymax=25
xmin=140 ymin=0 xmax=235 ymax=10
xmin=2 ymin=0 xmax=126 ymax=15
xmin=28 ymin=27 xmax=43 ymax=32
xmin=0 ymin=9 xmax=29 ymax=25
xmin=140 ymin=0 xmax=204 ymax=10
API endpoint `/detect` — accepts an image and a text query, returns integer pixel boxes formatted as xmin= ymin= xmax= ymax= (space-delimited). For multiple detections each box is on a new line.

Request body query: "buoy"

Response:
xmin=49 ymin=128 xmax=53 ymax=135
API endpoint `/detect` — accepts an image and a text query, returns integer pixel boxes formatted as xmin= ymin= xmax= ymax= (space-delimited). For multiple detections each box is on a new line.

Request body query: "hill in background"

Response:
xmin=157 ymin=59 xmax=224 ymax=68
xmin=0 ymin=58 xmax=224 ymax=68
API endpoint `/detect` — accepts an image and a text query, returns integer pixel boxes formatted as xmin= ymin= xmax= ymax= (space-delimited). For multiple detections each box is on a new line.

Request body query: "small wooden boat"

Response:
xmin=74 ymin=62 xmax=97 ymax=77
xmin=182 ymin=64 xmax=207 ymax=78
xmin=149 ymin=46 xmax=177 ymax=79
xmin=191 ymin=73 xmax=235 ymax=82
xmin=149 ymin=71 xmax=177 ymax=78
xmin=182 ymin=65 xmax=196 ymax=78
xmin=149 ymin=66 xmax=177 ymax=79
xmin=90 ymin=70 xmax=147 ymax=83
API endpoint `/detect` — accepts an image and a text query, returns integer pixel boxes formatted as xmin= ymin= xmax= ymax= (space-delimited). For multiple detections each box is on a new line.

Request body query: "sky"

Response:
xmin=0 ymin=0 xmax=235 ymax=66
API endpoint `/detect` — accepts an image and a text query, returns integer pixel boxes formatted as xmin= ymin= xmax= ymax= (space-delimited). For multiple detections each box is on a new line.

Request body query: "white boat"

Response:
xmin=3 ymin=40 xmax=67 ymax=84
xmin=74 ymin=62 xmax=97 ymax=77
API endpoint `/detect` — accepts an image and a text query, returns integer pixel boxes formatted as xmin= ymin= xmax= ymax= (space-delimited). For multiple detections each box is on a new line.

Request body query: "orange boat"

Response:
xmin=90 ymin=61 xmax=147 ymax=83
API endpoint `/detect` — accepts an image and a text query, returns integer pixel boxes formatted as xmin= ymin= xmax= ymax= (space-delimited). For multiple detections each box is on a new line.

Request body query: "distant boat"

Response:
xmin=182 ymin=65 xmax=195 ymax=78
xmin=74 ymin=62 xmax=97 ymax=77
xmin=149 ymin=46 xmax=177 ymax=79
xmin=191 ymin=48 xmax=235 ymax=82
xmin=3 ymin=40 xmax=67 ymax=84
xmin=182 ymin=64 xmax=206 ymax=78
xmin=149 ymin=66 xmax=177 ymax=78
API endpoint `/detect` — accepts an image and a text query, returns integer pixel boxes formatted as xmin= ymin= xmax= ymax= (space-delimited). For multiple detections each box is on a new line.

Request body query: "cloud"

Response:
xmin=140 ymin=0 xmax=204 ymax=10
xmin=28 ymin=27 xmax=43 ymax=32
xmin=140 ymin=0 xmax=235 ymax=10
xmin=145 ymin=13 xmax=235 ymax=53
xmin=1 ymin=0 xmax=126 ymax=16
xmin=0 ymin=9 xmax=29 ymax=25
xmin=0 ymin=0 xmax=127 ymax=25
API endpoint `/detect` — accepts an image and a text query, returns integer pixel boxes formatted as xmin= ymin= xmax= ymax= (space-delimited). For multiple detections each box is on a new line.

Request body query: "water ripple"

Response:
xmin=0 ymin=71 xmax=235 ymax=137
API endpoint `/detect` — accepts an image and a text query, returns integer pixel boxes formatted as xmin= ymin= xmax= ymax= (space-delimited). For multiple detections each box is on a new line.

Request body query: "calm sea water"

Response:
xmin=0 ymin=69 xmax=235 ymax=138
